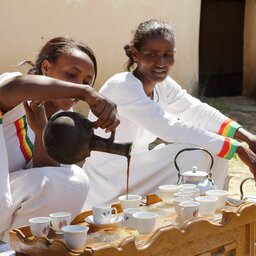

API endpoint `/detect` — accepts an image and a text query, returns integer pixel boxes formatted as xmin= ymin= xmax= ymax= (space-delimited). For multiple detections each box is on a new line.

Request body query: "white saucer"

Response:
xmin=85 ymin=215 xmax=123 ymax=228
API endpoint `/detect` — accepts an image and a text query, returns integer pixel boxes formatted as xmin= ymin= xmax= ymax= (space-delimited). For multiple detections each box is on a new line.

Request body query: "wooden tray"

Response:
xmin=9 ymin=194 xmax=256 ymax=256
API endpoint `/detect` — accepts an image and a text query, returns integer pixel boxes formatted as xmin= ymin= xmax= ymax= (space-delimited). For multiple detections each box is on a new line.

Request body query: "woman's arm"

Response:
xmin=164 ymin=77 xmax=231 ymax=133
xmin=23 ymin=101 xmax=59 ymax=167
xmin=234 ymin=128 xmax=256 ymax=154
xmin=236 ymin=144 xmax=256 ymax=179
xmin=0 ymin=75 xmax=119 ymax=131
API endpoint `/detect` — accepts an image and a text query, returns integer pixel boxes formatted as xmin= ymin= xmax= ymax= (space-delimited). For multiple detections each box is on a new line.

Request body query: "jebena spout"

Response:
xmin=91 ymin=134 xmax=132 ymax=158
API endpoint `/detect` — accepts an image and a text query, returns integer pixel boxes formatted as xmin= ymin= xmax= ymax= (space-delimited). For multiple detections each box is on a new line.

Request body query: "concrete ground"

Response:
xmin=203 ymin=96 xmax=256 ymax=199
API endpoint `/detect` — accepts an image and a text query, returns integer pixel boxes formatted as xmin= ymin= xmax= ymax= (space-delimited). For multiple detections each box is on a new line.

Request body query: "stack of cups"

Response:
xmin=159 ymin=183 xmax=229 ymax=221
xmin=173 ymin=184 xmax=199 ymax=220
xmin=178 ymin=184 xmax=200 ymax=199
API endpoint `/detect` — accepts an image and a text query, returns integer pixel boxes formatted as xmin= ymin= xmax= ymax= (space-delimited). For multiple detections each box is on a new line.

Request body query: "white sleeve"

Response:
xmin=0 ymin=72 xmax=22 ymax=233
xmin=164 ymin=77 xmax=231 ymax=133
xmin=0 ymin=72 xmax=22 ymax=85
xmin=101 ymin=78 xmax=226 ymax=156
xmin=0 ymin=116 xmax=13 ymax=233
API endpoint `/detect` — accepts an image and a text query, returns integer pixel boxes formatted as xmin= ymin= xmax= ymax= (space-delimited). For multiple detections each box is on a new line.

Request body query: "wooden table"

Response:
xmin=9 ymin=194 xmax=256 ymax=256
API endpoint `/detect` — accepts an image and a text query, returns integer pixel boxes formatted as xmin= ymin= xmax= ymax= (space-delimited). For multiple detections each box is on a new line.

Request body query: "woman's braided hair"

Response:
xmin=20 ymin=37 xmax=98 ymax=86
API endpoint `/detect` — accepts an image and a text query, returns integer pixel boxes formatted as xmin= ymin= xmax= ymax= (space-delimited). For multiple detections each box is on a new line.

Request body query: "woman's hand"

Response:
xmin=84 ymin=89 xmax=120 ymax=132
xmin=247 ymin=134 xmax=256 ymax=155
xmin=23 ymin=100 xmax=47 ymax=135
xmin=236 ymin=144 xmax=256 ymax=180
xmin=234 ymin=128 xmax=256 ymax=155
xmin=23 ymin=100 xmax=59 ymax=167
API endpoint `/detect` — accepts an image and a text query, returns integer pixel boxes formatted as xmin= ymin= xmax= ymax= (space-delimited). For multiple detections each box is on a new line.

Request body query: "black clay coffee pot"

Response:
xmin=43 ymin=112 xmax=132 ymax=164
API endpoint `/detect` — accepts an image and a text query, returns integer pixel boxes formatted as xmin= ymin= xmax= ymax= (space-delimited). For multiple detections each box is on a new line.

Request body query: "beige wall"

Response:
xmin=244 ymin=0 xmax=256 ymax=97
xmin=0 ymin=0 xmax=201 ymax=115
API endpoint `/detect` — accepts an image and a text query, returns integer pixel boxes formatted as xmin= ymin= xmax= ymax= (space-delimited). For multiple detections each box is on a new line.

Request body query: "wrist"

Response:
xmin=81 ymin=85 xmax=93 ymax=103
xmin=236 ymin=143 xmax=248 ymax=157
xmin=234 ymin=127 xmax=251 ymax=144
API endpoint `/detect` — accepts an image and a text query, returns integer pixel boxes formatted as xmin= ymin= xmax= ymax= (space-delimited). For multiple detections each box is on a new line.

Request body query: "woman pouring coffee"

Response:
xmin=0 ymin=36 xmax=119 ymax=241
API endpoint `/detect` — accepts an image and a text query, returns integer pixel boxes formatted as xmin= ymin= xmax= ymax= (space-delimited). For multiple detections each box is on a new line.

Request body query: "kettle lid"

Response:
xmin=181 ymin=166 xmax=208 ymax=178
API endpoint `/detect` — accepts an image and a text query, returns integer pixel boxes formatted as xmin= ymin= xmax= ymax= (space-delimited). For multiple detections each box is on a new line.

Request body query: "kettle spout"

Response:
xmin=91 ymin=134 xmax=132 ymax=158
xmin=106 ymin=141 xmax=133 ymax=158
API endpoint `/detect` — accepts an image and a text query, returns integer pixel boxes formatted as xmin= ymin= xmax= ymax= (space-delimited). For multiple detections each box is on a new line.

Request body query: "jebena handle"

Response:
xmin=87 ymin=119 xmax=115 ymax=144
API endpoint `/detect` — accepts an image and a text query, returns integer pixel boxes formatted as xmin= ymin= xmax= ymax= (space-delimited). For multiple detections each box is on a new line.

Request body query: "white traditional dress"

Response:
xmin=0 ymin=72 xmax=89 ymax=241
xmin=82 ymin=72 xmax=241 ymax=210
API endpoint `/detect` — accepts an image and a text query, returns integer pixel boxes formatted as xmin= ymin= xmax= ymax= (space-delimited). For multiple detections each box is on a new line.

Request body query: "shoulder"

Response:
xmin=156 ymin=76 xmax=181 ymax=93
xmin=165 ymin=76 xmax=180 ymax=87
xmin=99 ymin=72 xmax=146 ymax=104
xmin=101 ymin=72 xmax=138 ymax=89
xmin=100 ymin=72 xmax=144 ymax=95
xmin=2 ymin=103 xmax=25 ymax=125
xmin=0 ymin=72 xmax=22 ymax=84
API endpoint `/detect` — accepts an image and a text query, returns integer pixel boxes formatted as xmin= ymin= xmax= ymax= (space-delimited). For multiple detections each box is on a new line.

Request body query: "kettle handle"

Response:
xmin=240 ymin=177 xmax=255 ymax=200
xmin=174 ymin=147 xmax=214 ymax=180
xmin=107 ymin=131 xmax=115 ymax=144
xmin=86 ymin=119 xmax=115 ymax=145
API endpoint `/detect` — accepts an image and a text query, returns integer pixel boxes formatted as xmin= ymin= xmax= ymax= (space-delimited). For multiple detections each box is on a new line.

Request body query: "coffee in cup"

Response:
xmin=118 ymin=194 xmax=142 ymax=210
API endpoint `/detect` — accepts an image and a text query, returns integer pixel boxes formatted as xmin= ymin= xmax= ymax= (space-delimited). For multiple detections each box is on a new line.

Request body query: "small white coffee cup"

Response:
xmin=180 ymin=201 xmax=200 ymax=221
xmin=195 ymin=196 xmax=218 ymax=216
xmin=179 ymin=183 xmax=197 ymax=189
xmin=180 ymin=187 xmax=200 ymax=198
xmin=174 ymin=191 xmax=194 ymax=198
xmin=92 ymin=204 xmax=118 ymax=224
xmin=49 ymin=212 xmax=72 ymax=234
xmin=123 ymin=208 xmax=141 ymax=229
xmin=118 ymin=195 xmax=142 ymax=210
xmin=205 ymin=189 xmax=228 ymax=210
xmin=62 ymin=225 xmax=89 ymax=250
xmin=29 ymin=217 xmax=51 ymax=238
xmin=173 ymin=197 xmax=193 ymax=217
xmin=133 ymin=212 xmax=158 ymax=234
xmin=159 ymin=185 xmax=180 ymax=204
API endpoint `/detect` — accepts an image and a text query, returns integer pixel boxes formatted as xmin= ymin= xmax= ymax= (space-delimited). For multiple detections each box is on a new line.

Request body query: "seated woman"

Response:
xmin=0 ymin=36 xmax=119 ymax=241
xmin=82 ymin=19 xmax=256 ymax=209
